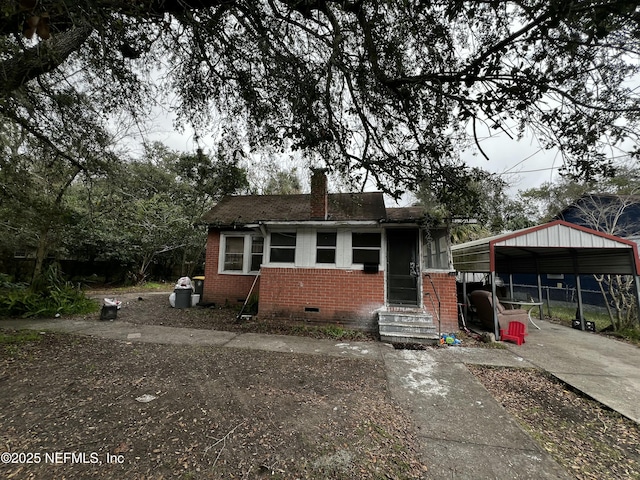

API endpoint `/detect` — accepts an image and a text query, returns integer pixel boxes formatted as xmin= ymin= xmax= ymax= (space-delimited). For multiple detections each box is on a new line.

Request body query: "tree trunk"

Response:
xmin=32 ymin=228 xmax=50 ymax=283
xmin=594 ymin=274 xmax=615 ymax=328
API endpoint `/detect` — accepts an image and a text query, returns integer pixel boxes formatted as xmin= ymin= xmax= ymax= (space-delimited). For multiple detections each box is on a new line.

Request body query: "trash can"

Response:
xmin=174 ymin=288 xmax=193 ymax=309
xmin=193 ymin=276 xmax=205 ymax=296
xmin=100 ymin=305 xmax=118 ymax=320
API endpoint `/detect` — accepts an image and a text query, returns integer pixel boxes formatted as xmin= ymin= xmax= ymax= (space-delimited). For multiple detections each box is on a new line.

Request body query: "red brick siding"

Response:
xmin=202 ymin=230 xmax=260 ymax=306
xmin=422 ymin=271 xmax=458 ymax=332
xmin=203 ymin=229 xmax=458 ymax=332
xmin=310 ymin=170 xmax=328 ymax=220
xmin=258 ymin=267 xmax=384 ymax=331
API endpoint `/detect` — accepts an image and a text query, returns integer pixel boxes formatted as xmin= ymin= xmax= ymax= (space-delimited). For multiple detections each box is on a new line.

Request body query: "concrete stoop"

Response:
xmin=378 ymin=309 xmax=438 ymax=344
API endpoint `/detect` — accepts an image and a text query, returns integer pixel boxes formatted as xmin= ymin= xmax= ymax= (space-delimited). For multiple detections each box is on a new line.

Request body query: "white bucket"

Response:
xmin=191 ymin=294 xmax=200 ymax=307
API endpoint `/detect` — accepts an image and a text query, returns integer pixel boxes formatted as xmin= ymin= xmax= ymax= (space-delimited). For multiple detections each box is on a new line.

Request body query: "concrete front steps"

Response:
xmin=378 ymin=308 xmax=438 ymax=345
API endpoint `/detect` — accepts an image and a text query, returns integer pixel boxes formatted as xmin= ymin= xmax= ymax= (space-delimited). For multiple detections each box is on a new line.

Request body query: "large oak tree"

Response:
xmin=2 ymin=0 xmax=640 ymax=196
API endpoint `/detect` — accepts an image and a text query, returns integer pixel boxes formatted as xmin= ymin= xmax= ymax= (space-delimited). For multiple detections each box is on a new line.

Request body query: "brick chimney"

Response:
xmin=310 ymin=168 xmax=328 ymax=220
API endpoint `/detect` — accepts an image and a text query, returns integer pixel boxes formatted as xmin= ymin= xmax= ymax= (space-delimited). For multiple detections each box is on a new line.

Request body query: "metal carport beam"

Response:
xmin=452 ymin=220 xmax=640 ymax=333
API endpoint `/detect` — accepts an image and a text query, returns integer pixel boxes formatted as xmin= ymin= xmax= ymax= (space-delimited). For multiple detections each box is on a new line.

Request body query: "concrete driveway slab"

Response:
xmin=506 ymin=320 xmax=640 ymax=423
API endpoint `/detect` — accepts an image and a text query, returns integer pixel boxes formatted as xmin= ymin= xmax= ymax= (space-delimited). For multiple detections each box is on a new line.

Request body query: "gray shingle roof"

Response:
xmin=200 ymin=192 xmax=389 ymax=226
xmin=385 ymin=207 xmax=428 ymax=223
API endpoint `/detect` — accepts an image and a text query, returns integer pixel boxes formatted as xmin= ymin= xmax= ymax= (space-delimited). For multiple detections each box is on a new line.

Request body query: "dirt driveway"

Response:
xmin=0 ymin=292 xmax=426 ymax=479
xmin=1 ymin=291 xmax=639 ymax=479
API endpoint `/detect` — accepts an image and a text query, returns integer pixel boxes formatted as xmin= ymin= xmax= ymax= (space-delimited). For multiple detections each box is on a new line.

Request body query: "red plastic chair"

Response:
xmin=500 ymin=321 xmax=526 ymax=346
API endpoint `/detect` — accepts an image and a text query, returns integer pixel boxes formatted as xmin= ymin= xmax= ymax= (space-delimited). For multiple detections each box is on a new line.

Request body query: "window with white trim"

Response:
xmin=424 ymin=230 xmax=449 ymax=269
xmin=223 ymin=237 xmax=244 ymax=271
xmin=270 ymin=232 xmax=296 ymax=263
xmin=352 ymin=232 xmax=381 ymax=264
xmin=250 ymin=237 xmax=264 ymax=271
xmin=220 ymin=234 xmax=263 ymax=273
xmin=316 ymin=231 xmax=337 ymax=264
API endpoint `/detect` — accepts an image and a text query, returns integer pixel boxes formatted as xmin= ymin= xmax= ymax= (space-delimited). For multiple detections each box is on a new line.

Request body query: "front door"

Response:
xmin=386 ymin=229 xmax=419 ymax=306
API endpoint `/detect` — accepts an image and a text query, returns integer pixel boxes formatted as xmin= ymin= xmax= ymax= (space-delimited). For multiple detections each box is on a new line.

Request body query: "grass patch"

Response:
xmin=546 ymin=305 xmax=612 ymax=331
xmin=139 ymin=282 xmax=174 ymax=291
xmin=315 ymin=325 xmax=370 ymax=341
xmin=87 ymin=282 xmax=173 ymax=294
xmin=0 ymin=330 xmax=44 ymax=357
xmin=317 ymin=325 xmax=350 ymax=339
xmin=547 ymin=304 xmax=640 ymax=345
xmin=234 ymin=318 xmax=374 ymax=341
xmin=602 ymin=326 xmax=640 ymax=346
xmin=0 ymin=330 xmax=43 ymax=344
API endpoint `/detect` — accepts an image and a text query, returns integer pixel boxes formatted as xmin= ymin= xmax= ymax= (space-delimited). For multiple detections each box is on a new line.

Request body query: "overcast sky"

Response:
xmin=142 ymin=108 xmax=563 ymax=204
xmin=463 ymin=133 xmax=562 ymax=195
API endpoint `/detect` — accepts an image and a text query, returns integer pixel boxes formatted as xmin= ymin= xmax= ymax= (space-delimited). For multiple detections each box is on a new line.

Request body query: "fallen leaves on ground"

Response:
xmin=469 ymin=365 xmax=640 ymax=480
xmin=0 ymin=332 xmax=426 ymax=479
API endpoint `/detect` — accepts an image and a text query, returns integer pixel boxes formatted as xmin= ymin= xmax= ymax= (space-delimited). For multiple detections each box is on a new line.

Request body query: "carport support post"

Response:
xmin=576 ymin=274 xmax=585 ymax=331
xmin=537 ymin=274 xmax=544 ymax=320
xmin=634 ymin=275 xmax=640 ymax=326
xmin=462 ymin=272 xmax=468 ymax=321
xmin=490 ymin=271 xmax=500 ymax=339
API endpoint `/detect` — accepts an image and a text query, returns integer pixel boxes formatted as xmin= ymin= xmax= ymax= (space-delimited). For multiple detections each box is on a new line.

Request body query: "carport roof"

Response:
xmin=451 ymin=220 xmax=640 ymax=276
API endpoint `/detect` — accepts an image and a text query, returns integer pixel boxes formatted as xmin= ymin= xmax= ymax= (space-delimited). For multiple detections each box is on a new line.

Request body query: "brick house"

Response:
xmin=200 ymin=171 xmax=458 ymax=341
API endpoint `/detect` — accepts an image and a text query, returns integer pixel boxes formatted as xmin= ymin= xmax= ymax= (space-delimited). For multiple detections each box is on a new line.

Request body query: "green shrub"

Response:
xmin=320 ymin=325 xmax=347 ymax=338
xmin=0 ymin=273 xmax=25 ymax=290
xmin=0 ymin=265 xmax=98 ymax=318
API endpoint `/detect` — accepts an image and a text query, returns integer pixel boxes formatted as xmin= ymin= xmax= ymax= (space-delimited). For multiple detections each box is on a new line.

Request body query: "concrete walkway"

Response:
xmin=2 ymin=315 xmax=637 ymax=478
xmin=381 ymin=347 xmax=570 ymax=479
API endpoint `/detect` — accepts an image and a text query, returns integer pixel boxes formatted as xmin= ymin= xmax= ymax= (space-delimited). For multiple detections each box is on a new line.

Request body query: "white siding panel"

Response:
xmin=496 ymin=224 xmax=628 ymax=249
xmin=296 ymin=227 xmax=314 ymax=267
xmin=336 ymin=229 xmax=350 ymax=268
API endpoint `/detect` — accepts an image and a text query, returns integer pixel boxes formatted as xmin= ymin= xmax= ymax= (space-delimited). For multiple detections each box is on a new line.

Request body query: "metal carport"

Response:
xmin=451 ymin=220 xmax=640 ymax=338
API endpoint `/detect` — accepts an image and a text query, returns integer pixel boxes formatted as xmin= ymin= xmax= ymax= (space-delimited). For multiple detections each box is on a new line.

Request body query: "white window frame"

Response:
xmin=219 ymin=233 xmax=264 ymax=274
xmin=222 ymin=236 xmax=245 ymax=272
xmin=424 ymin=229 xmax=451 ymax=271
xmin=249 ymin=236 xmax=264 ymax=272
xmin=268 ymin=231 xmax=297 ymax=265
xmin=315 ymin=230 xmax=337 ymax=265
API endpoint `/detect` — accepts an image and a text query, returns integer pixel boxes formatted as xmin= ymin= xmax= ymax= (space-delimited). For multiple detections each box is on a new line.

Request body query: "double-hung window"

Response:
xmin=270 ymin=232 xmax=296 ymax=263
xmin=352 ymin=232 xmax=381 ymax=264
xmin=221 ymin=234 xmax=263 ymax=273
xmin=223 ymin=237 xmax=244 ymax=271
xmin=316 ymin=231 xmax=337 ymax=264
xmin=250 ymin=237 xmax=264 ymax=271
xmin=424 ymin=230 xmax=449 ymax=270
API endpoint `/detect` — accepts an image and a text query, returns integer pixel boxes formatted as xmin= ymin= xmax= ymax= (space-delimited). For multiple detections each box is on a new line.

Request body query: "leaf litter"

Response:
xmin=469 ymin=365 xmax=640 ymax=480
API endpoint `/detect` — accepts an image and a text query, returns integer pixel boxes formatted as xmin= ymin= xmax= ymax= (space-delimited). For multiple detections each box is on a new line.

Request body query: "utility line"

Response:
xmin=496 ymin=165 xmax=562 ymax=175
